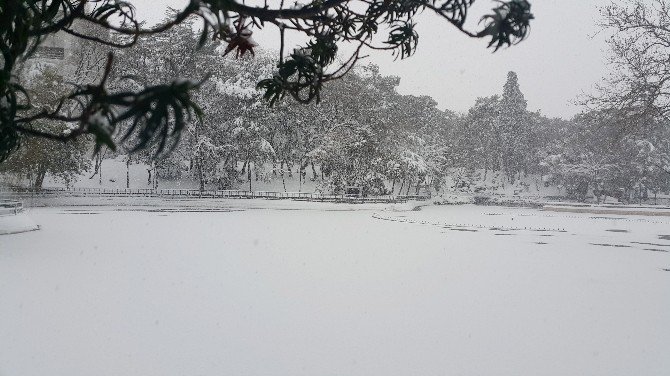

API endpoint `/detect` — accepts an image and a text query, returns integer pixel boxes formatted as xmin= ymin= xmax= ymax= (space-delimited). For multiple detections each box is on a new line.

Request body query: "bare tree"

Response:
xmin=589 ymin=0 xmax=670 ymax=132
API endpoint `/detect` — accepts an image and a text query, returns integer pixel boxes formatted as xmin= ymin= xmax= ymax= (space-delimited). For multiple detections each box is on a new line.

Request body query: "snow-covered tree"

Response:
xmin=540 ymin=110 xmax=670 ymax=202
xmin=230 ymin=118 xmax=275 ymax=191
xmin=1 ymin=0 xmax=534 ymax=161
xmin=0 ymin=69 xmax=91 ymax=188
xmin=498 ymin=71 xmax=531 ymax=179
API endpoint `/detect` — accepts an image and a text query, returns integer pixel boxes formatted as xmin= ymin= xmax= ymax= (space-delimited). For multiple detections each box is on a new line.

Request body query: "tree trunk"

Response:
xmin=311 ymin=162 xmax=318 ymax=181
xmin=33 ymin=166 xmax=47 ymax=190
xmin=198 ymin=155 xmax=205 ymax=192
xmin=248 ymin=161 xmax=252 ymax=192
xmin=240 ymin=160 xmax=248 ymax=175
xmin=126 ymin=157 xmax=131 ymax=189
xmin=151 ymin=161 xmax=158 ymax=190
xmin=299 ymin=161 xmax=307 ymax=192
xmin=90 ymin=153 xmax=102 ymax=181
xmin=281 ymin=170 xmax=287 ymax=192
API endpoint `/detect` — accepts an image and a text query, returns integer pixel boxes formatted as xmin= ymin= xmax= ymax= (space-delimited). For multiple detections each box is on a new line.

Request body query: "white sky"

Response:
xmin=126 ymin=0 xmax=611 ymax=119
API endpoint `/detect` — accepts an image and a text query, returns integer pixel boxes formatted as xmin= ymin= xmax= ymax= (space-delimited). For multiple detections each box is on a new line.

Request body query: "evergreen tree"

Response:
xmin=463 ymin=95 xmax=502 ymax=173
xmin=498 ymin=71 xmax=530 ymax=179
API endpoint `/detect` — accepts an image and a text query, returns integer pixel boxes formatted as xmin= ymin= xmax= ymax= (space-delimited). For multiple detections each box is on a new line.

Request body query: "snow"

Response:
xmin=1 ymin=204 xmax=669 ymax=376
xmin=32 ymin=157 xmax=325 ymax=192
xmin=0 ymin=212 xmax=39 ymax=235
xmin=14 ymin=156 xmax=669 ymax=205
xmin=13 ymin=196 xmax=422 ymax=212
xmin=216 ymin=78 xmax=259 ymax=98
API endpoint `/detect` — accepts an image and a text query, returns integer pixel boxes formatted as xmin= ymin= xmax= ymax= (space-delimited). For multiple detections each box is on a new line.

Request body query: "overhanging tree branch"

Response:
xmin=1 ymin=0 xmax=534 ymax=162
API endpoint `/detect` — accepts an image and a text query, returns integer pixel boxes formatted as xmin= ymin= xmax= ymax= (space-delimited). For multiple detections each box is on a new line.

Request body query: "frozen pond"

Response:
xmin=1 ymin=204 xmax=669 ymax=376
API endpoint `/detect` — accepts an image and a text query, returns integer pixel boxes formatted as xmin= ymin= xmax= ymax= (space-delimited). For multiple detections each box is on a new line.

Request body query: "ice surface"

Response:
xmin=1 ymin=204 xmax=668 ymax=376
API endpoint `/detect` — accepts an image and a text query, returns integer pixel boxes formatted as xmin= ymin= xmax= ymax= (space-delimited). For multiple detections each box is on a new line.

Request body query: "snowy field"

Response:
xmin=1 ymin=204 xmax=669 ymax=376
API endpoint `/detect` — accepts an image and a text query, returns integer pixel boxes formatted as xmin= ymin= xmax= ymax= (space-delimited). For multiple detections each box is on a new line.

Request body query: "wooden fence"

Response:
xmin=0 ymin=187 xmax=430 ymax=204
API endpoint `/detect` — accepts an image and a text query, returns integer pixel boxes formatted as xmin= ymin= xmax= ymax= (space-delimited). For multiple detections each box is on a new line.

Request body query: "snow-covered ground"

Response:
xmin=1 ymin=204 xmax=669 ymax=376
xmin=0 ymin=212 xmax=39 ymax=235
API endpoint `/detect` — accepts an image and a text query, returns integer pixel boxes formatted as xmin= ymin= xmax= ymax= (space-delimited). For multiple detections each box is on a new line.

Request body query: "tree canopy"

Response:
xmin=0 ymin=0 xmax=534 ymax=162
xmin=590 ymin=0 xmax=670 ymax=132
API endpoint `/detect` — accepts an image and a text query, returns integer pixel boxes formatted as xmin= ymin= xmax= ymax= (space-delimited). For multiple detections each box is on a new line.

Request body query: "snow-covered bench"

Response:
xmin=0 ymin=200 xmax=39 ymax=235
xmin=0 ymin=200 xmax=23 ymax=216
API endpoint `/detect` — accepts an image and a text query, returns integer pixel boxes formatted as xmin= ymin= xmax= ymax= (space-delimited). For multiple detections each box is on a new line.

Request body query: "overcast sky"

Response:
xmin=127 ymin=0 xmax=611 ymax=119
